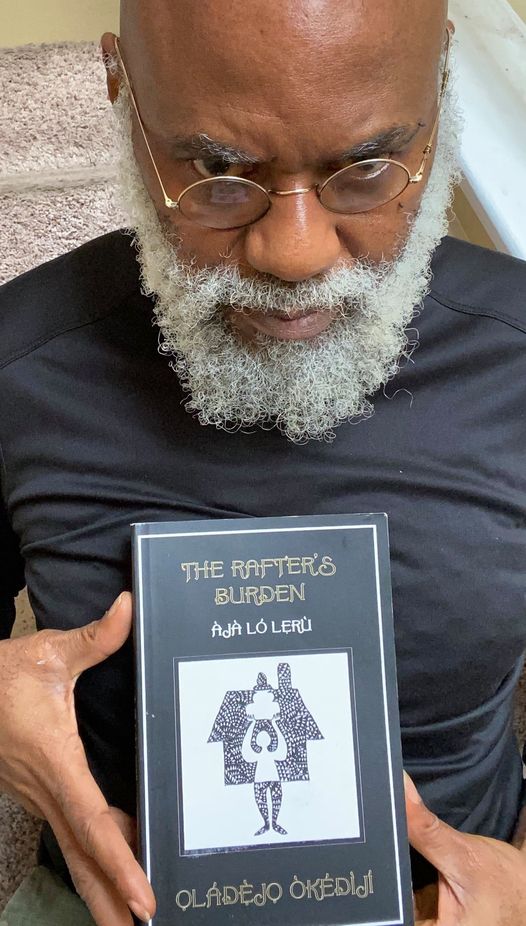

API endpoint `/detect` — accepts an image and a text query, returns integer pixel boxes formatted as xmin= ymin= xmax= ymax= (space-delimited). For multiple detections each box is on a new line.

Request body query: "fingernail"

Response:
xmin=107 ymin=593 xmax=123 ymax=618
xmin=404 ymin=771 xmax=422 ymax=804
xmin=128 ymin=900 xmax=152 ymax=923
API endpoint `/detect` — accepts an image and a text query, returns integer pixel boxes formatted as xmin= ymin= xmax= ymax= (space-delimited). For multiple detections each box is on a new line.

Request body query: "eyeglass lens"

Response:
xmin=319 ymin=161 xmax=410 ymax=214
xmin=177 ymin=161 xmax=411 ymax=229
xmin=178 ymin=178 xmax=270 ymax=229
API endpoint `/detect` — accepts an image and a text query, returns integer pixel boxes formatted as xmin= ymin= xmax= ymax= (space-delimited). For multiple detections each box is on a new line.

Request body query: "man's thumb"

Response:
xmin=404 ymin=772 xmax=464 ymax=878
xmin=63 ymin=592 xmax=133 ymax=679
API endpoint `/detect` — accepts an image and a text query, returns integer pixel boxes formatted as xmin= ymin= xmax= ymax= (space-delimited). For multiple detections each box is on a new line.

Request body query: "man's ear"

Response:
xmin=100 ymin=32 xmax=120 ymax=104
xmin=446 ymin=18 xmax=456 ymax=36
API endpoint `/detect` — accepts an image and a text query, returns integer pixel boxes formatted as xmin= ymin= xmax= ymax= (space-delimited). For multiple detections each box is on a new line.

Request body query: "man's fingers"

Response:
xmin=109 ymin=807 xmax=138 ymax=855
xmin=47 ymin=804 xmax=136 ymax=926
xmin=46 ymin=740 xmax=155 ymax=920
xmin=404 ymin=772 xmax=466 ymax=880
xmin=58 ymin=784 xmax=155 ymax=918
xmin=59 ymin=592 xmax=133 ymax=679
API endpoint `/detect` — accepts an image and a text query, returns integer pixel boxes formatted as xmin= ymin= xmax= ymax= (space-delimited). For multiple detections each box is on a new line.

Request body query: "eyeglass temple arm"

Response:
xmin=410 ymin=26 xmax=452 ymax=184
xmin=114 ymin=36 xmax=179 ymax=209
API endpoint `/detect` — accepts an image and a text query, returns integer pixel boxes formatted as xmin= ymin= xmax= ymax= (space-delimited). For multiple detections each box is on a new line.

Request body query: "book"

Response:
xmin=132 ymin=513 xmax=414 ymax=926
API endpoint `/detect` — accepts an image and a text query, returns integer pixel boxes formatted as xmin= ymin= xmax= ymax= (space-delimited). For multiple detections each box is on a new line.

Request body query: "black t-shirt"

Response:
xmin=1 ymin=230 xmax=526 ymax=891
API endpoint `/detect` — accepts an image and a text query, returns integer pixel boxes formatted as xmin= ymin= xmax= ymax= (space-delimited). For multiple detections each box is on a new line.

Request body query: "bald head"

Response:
xmin=117 ymin=0 xmax=447 ymax=179
xmin=105 ymin=0 xmax=451 ymax=286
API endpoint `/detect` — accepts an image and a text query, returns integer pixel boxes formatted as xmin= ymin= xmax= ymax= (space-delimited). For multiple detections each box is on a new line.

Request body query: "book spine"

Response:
xmin=131 ymin=527 xmax=151 ymax=922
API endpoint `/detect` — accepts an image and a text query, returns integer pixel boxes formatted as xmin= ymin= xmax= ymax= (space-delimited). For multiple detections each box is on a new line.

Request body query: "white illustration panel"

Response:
xmin=175 ymin=651 xmax=362 ymax=854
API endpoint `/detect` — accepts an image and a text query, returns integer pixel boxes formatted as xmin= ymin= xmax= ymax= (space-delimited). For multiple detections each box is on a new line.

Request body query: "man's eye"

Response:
xmin=352 ymin=160 xmax=391 ymax=179
xmin=191 ymin=158 xmax=248 ymax=179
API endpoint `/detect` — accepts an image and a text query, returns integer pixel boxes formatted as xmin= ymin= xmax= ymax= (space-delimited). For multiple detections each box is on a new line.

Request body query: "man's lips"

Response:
xmin=224 ymin=307 xmax=334 ymax=341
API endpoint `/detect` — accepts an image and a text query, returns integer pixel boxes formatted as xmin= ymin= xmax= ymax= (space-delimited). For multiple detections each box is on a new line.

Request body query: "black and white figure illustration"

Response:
xmin=208 ymin=665 xmax=323 ymax=837
xmin=176 ymin=652 xmax=362 ymax=854
xmin=241 ymin=700 xmax=289 ymax=836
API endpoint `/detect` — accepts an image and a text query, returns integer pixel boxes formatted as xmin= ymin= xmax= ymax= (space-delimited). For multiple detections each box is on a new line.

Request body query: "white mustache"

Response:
xmin=168 ymin=258 xmax=393 ymax=321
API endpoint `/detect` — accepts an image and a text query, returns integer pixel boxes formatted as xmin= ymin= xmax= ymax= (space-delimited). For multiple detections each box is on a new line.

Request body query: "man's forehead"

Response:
xmin=120 ymin=0 xmax=447 ymax=153
xmin=121 ymin=0 xmax=446 ymax=70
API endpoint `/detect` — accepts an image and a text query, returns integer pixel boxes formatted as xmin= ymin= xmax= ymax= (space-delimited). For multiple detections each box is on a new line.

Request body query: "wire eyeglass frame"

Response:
xmin=113 ymin=27 xmax=452 ymax=228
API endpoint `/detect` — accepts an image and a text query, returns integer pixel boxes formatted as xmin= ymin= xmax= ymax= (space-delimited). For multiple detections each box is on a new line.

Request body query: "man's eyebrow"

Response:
xmin=166 ymin=123 xmax=422 ymax=166
xmin=327 ymin=124 xmax=422 ymax=164
xmin=167 ymin=133 xmax=263 ymax=165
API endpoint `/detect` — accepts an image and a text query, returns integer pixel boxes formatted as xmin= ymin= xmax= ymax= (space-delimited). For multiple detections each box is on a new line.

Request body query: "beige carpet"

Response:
xmin=0 ymin=41 xmax=122 ymax=286
xmin=1 ymin=37 xmax=525 ymax=915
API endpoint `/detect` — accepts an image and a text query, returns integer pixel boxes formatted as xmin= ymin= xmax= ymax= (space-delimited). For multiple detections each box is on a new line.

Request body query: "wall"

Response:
xmin=451 ymin=0 xmax=525 ymax=249
xmin=0 ymin=0 xmax=526 ymax=47
xmin=452 ymin=192 xmax=495 ymax=249
xmin=0 ymin=0 xmax=119 ymax=46
xmin=2 ymin=0 xmax=524 ymax=48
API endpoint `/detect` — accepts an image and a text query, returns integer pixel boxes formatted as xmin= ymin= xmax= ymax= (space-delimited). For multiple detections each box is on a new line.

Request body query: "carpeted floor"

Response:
xmin=1 ymin=37 xmax=525 ymax=916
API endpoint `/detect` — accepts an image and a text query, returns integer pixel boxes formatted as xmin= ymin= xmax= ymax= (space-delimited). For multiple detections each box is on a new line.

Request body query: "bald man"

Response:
xmin=1 ymin=1 xmax=526 ymax=924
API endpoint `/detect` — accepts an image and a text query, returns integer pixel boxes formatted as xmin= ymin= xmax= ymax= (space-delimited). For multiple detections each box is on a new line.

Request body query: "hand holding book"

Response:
xmin=405 ymin=773 xmax=526 ymax=925
xmin=0 ymin=592 xmax=155 ymax=926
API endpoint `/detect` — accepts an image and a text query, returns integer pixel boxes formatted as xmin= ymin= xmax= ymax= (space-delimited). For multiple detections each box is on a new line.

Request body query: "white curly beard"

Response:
xmin=111 ymin=69 xmax=463 ymax=442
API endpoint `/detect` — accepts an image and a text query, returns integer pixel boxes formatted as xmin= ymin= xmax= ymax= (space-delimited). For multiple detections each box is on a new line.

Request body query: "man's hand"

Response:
xmin=0 ymin=592 xmax=156 ymax=926
xmin=405 ymin=772 xmax=526 ymax=924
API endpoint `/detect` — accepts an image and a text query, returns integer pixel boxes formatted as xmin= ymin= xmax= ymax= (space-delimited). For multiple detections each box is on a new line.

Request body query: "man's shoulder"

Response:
xmin=0 ymin=229 xmax=140 ymax=370
xmin=429 ymin=236 xmax=526 ymax=334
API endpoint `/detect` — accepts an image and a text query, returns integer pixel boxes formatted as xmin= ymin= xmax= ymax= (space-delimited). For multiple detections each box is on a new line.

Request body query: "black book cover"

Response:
xmin=132 ymin=513 xmax=414 ymax=925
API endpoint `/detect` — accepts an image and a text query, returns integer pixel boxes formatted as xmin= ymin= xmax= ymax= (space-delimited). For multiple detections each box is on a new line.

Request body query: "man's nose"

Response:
xmin=243 ymin=187 xmax=346 ymax=282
